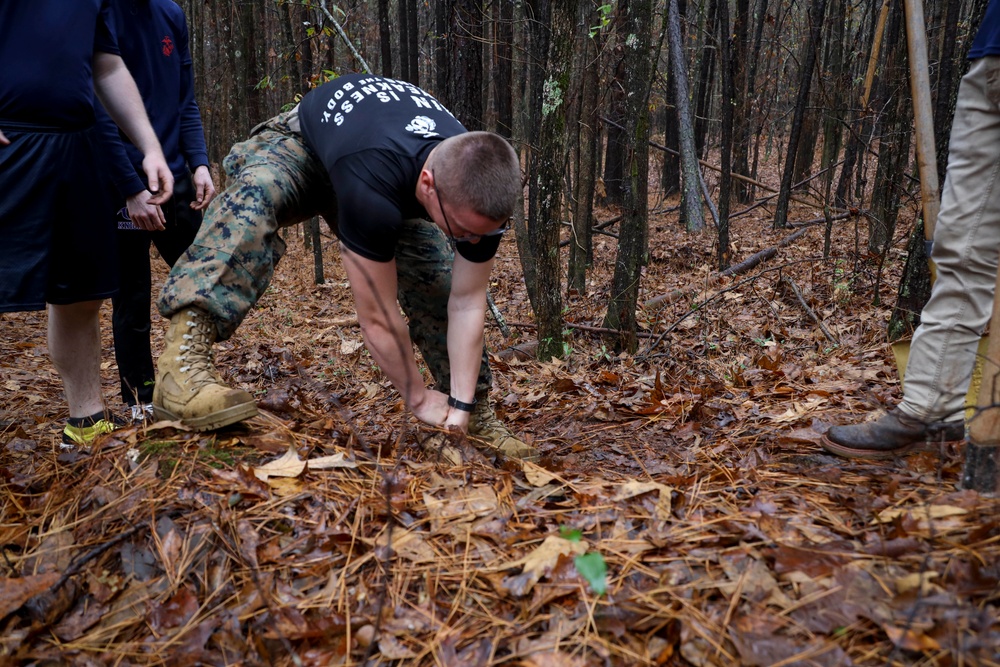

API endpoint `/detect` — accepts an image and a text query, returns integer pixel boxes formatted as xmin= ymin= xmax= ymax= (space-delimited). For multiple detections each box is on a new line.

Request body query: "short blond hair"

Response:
xmin=432 ymin=132 xmax=520 ymax=221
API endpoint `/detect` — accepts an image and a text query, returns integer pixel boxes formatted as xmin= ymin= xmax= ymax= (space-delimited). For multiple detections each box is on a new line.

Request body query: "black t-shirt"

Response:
xmin=299 ymin=74 xmax=501 ymax=263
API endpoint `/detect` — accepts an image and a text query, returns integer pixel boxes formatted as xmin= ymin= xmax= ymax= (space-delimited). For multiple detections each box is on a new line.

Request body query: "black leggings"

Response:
xmin=112 ymin=172 xmax=202 ymax=405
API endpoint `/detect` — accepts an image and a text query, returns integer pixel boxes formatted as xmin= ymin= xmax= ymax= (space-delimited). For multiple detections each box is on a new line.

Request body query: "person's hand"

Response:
xmin=409 ymin=388 xmax=452 ymax=428
xmin=443 ymin=405 xmax=471 ymax=432
xmin=126 ymin=190 xmax=166 ymax=231
xmin=190 ymin=165 xmax=217 ymax=211
xmin=141 ymin=152 xmax=174 ymax=206
xmin=0 ymin=129 xmax=9 ymax=146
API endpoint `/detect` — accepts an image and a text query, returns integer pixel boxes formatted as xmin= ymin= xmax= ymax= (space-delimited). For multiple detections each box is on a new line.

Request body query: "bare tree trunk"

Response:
xmin=603 ymin=0 xmax=654 ymax=353
xmin=435 ymin=2 xmax=451 ymax=94
xmin=601 ymin=8 xmax=628 ymax=208
xmin=397 ymin=0 xmax=411 ymax=82
xmin=693 ymin=0 xmax=718 ymax=157
xmin=661 ymin=73 xmax=681 ymax=196
xmin=867 ymin=2 xmax=910 ymax=260
xmin=773 ymin=0 xmax=828 ymax=229
xmin=406 ymin=0 xmax=419 ymax=85
xmin=667 ymin=0 xmax=704 ymax=232
xmin=568 ymin=1 xmax=601 ymax=295
xmin=494 ymin=0 xmax=515 ymax=136
xmin=820 ymin=0 xmax=847 ymax=258
xmin=281 ymin=2 xmax=303 ymax=95
xmin=731 ymin=0 xmax=751 ymax=202
xmin=716 ymin=0 xmax=733 ymax=270
xmin=448 ymin=0 xmax=484 ymax=129
xmin=520 ymin=0 xmax=573 ymax=361
xmin=378 ymin=0 xmax=392 ymax=76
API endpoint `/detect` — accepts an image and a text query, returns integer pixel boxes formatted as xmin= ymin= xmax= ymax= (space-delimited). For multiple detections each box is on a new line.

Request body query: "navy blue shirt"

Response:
xmin=98 ymin=0 xmax=209 ymax=197
xmin=299 ymin=74 xmax=501 ymax=264
xmin=969 ymin=0 xmax=1000 ymax=59
xmin=0 ymin=0 xmax=118 ymax=128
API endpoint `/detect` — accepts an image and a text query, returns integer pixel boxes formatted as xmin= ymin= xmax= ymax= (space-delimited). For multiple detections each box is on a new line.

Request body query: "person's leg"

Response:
xmin=48 ymin=300 xmax=104 ymax=418
xmin=152 ymin=172 xmax=202 ymax=267
xmin=822 ymin=57 xmax=1000 ymax=458
xmin=899 ymin=55 xmax=1000 ymax=424
xmin=153 ymin=115 xmax=333 ymax=429
xmin=111 ymin=173 xmax=202 ymax=419
xmin=157 ymin=121 xmax=332 ymax=340
xmin=112 ymin=226 xmax=155 ymax=406
xmin=2 ymin=124 xmax=119 ymax=443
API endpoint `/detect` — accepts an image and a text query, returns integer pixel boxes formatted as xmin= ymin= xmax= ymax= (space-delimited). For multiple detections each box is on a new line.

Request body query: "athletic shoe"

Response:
xmin=61 ymin=412 xmax=124 ymax=449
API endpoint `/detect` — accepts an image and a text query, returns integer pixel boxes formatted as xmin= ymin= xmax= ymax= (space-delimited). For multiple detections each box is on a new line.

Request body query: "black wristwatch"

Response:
xmin=448 ymin=396 xmax=477 ymax=412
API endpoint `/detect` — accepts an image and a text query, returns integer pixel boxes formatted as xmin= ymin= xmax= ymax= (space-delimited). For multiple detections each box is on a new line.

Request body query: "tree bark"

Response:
xmin=716 ymin=0 xmax=733 ymax=270
xmin=397 ymin=0 xmax=410 ymax=82
xmin=602 ymin=0 xmax=654 ymax=353
xmin=731 ymin=0 xmax=751 ymax=203
xmin=868 ymin=2 xmax=911 ymax=259
xmin=773 ymin=0 xmax=828 ymax=229
xmin=436 ymin=1 xmax=451 ymax=95
xmin=448 ymin=0 xmax=484 ymax=129
xmin=601 ymin=6 xmax=628 ymax=208
xmin=568 ymin=2 xmax=601 ymax=295
xmin=377 ymin=0 xmax=392 ymax=76
xmin=692 ymin=0 xmax=718 ymax=158
xmin=493 ymin=0 xmax=515 ymax=136
xmin=406 ymin=0 xmax=419 ymax=85
xmin=520 ymin=0 xmax=573 ymax=361
xmin=667 ymin=0 xmax=704 ymax=232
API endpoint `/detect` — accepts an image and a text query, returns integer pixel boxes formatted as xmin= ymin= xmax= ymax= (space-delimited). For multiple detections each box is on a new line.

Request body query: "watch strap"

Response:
xmin=448 ymin=396 xmax=477 ymax=412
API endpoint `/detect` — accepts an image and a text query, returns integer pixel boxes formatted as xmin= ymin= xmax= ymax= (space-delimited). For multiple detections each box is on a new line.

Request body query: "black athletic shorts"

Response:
xmin=0 ymin=122 xmax=118 ymax=312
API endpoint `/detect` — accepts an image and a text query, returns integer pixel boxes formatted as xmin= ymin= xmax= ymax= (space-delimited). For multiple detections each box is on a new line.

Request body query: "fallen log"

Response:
xmin=643 ymin=225 xmax=812 ymax=308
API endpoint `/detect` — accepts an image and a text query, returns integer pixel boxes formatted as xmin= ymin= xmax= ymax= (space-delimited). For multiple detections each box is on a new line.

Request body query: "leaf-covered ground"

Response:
xmin=1 ymin=193 xmax=998 ymax=666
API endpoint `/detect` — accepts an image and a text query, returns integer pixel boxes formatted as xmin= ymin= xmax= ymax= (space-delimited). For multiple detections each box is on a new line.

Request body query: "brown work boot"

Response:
xmin=468 ymin=402 xmax=539 ymax=462
xmin=152 ymin=309 xmax=258 ymax=431
xmin=821 ymin=407 xmax=965 ymax=459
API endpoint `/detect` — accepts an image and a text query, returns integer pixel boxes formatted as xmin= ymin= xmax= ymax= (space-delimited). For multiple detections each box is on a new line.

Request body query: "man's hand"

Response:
xmin=444 ymin=404 xmax=472 ymax=432
xmin=125 ymin=190 xmax=166 ymax=231
xmin=0 ymin=129 xmax=8 ymax=146
xmin=190 ymin=165 xmax=217 ymax=211
xmin=410 ymin=388 xmax=452 ymax=428
xmin=93 ymin=52 xmax=173 ymax=205
xmin=141 ymin=153 xmax=173 ymax=206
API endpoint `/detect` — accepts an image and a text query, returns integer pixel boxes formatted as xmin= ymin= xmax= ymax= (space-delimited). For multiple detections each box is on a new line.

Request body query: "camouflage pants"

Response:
xmin=157 ymin=110 xmax=492 ymax=397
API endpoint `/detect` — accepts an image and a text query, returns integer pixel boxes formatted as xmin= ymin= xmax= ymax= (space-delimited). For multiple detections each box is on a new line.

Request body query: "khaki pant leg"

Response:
xmin=900 ymin=56 xmax=1000 ymax=422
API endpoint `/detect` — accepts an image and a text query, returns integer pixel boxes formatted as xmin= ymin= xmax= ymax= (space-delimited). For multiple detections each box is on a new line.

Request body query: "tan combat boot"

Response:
xmin=152 ymin=309 xmax=258 ymax=431
xmin=468 ymin=401 xmax=539 ymax=462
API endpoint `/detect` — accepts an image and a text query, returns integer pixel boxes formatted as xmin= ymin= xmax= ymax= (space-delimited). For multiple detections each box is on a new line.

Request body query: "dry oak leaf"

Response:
xmin=522 ymin=460 xmax=559 ymax=487
xmin=253 ymin=445 xmax=306 ymax=482
xmin=874 ymin=504 xmax=968 ymax=532
xmin=504 ymin=535 xmax=588 ymax=587
xmin=0 ymin=572 xmax=60 ymax=619
xmin=423 ymin=485 xmax=498 ymax=530
xmin=254 ymin=446 xmax=357 ymax=484
xmin=613 ymin=480 xmax=672 ymax=519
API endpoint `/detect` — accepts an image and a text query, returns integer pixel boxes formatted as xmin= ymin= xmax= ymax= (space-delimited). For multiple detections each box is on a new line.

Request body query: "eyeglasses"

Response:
xmin=433 ymin=169 xmax=507 ymax=244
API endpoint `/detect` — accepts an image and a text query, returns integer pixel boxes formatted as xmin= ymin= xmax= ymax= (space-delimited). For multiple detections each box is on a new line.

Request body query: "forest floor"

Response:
xmin=1 ymin=182 xmax=998 ymax=666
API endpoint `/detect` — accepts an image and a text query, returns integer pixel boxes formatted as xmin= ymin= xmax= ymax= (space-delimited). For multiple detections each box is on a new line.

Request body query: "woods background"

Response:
xmin=178 ymin=0 xmax=989 ymax=357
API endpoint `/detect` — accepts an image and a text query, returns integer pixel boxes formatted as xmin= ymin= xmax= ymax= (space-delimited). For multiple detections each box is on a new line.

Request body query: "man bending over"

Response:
xmin=153 ymin=73 xmax=537 ymax=461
